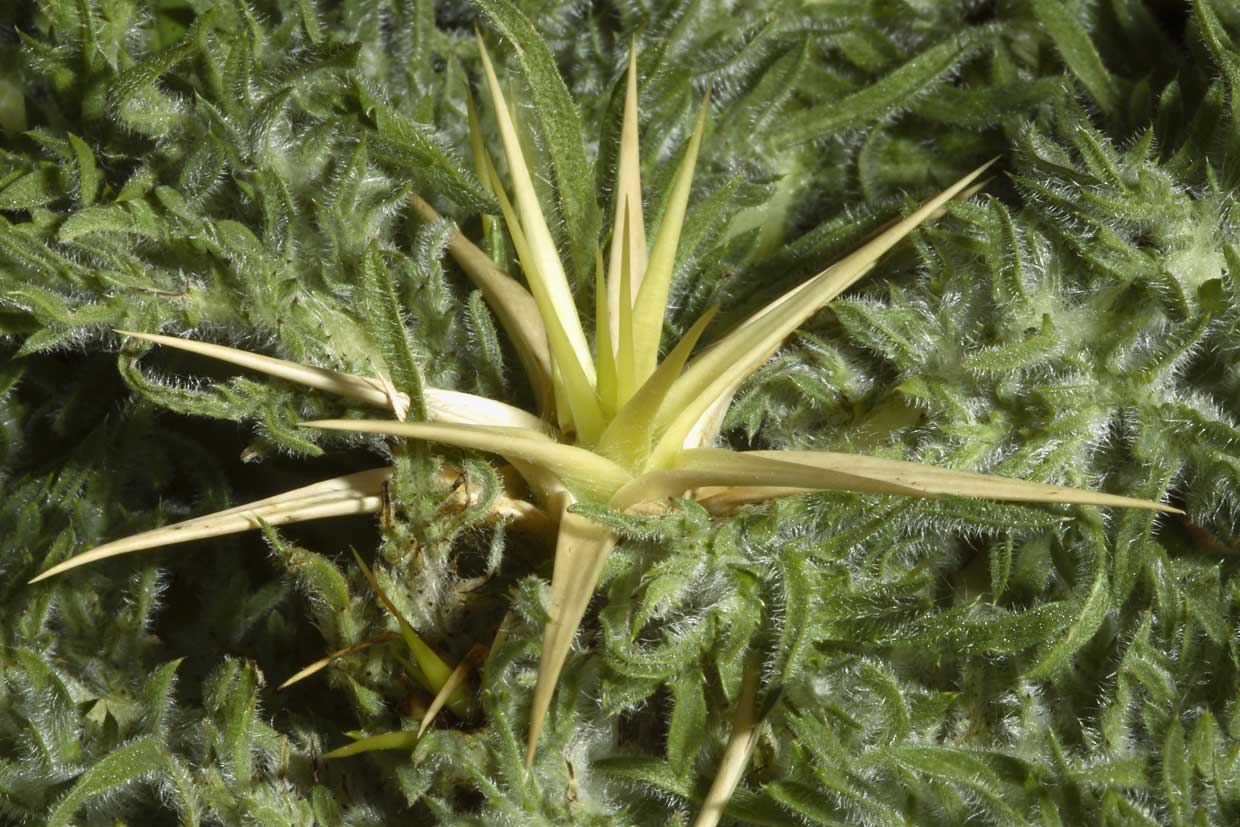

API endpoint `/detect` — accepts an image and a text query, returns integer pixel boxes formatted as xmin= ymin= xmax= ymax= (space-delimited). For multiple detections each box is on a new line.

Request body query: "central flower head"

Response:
xmin=466 ymin=36 xmax=716 ymax=471
xmin=310 ymin=36 xmax=997 ymax=512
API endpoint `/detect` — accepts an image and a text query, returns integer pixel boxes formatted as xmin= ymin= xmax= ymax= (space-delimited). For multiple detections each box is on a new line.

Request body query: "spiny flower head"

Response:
xmin=29 ymin=28 xmax=1180 ymax=816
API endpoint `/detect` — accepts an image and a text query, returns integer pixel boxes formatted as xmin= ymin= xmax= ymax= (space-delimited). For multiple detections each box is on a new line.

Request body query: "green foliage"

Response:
xmin=3 ymin=0 xmax=1240 ymax=824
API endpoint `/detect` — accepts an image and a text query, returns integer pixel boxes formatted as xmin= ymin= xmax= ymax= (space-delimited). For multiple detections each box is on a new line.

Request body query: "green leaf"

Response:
xmin=59 ymin=203 xmax=162 ymax=241
xmin=359 ymin=242 xmax=427 ymax=420
xmin=963 ymin=313 xmax=1060 ymax=373
xmin=159 ymin=752 xmax=202 ymax=826
xmin=48 ymin=739 xmax=167 ymax=827
xmin=1164 ymin=718 xmax=1191 ymax=827
xmin=857 ymin=660 xmax=910 ymax=741
xmin=108 ymin=9 xmax=213 ymax=134
xmin=261 ymin=523 xmax=351 ymax=619
xmin=1072 ymin=756 xmax=1146 ymax=787
xmin=1024 ymin=535 xmax=1111 ymax=681
xmin=990 ymin=537 xmax=1013 ymax=602
xmin=764 ymin=781 xmax=852 ymax=826
xmin=1032 ymin=0 xmax=1121 ymax=117
xmin=139 ymin=659 xmax=183 ymax=738
xmin=667 ymin=672 xmax=706 ymax=777
xmin=465 ymin=289 xmax=506 ymax=396
xmin=900 ymin=601 xmax=1074 ymax=655
xmin=1195 ymin=0 xmax=1240 ymax=122
xmin=0 ymin=166 xmax=62 ymax=209
xmin=1188 ymin=711 xmax=1218 ymax=782
xmin=298 ymin=0 xmax=323 ymax=44
xmin=887 ymin=746 xmax=1026 ymax=824
xmin=66 ymin=132 xmax=100 ymax=206
xmin=772 ymin=551 xmax=814 ymax=686
xmin=369 ymin=102 xmax=494 ymax=211
xmin=984 ymin=198 xmax=1027 ymax=305
xmin=773 ymin=27 xmax=998 ymax=146
xmin=593 ymin=755 xmax=692 ymax=799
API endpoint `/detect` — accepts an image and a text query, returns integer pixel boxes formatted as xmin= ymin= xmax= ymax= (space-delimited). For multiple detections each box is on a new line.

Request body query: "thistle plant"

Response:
xmin=8 ymin=0 xmax=1240 ymax=824
xmin=30 ymin=17 xmax=1180 ymax=816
